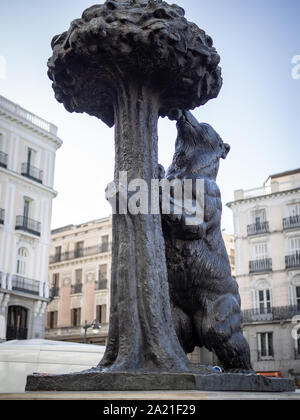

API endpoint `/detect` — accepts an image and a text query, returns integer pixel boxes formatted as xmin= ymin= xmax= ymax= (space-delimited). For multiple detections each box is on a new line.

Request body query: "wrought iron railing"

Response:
xmin=0 ymin=208 xmax=4 ymax=225
xmin=21 ymin=162 xmax=43 ymax=184
xmin=15 ymin=216 xmax=41 ymax=236
xmin=286 ymin=254 xmax=300 ymax=269
xmin=249 ymin=258 xmax=272 ymax=273
xmin=0 ymin=151 xmax=8 ymax=168
xmin=247 ymin=221 xmax=269 ymax=236
xmin=242 ymin=305 xmax=300 ymax=323
xmin=50 ymin=243 xmax=111 ymax=264
xmin=283 ymin=215 xmax=300 ymax=230
xmin=95 ymin=279 xmax=108 ymax=290
xmin=71 ymin=283 xmax=83 ymax=294
xmin=50 ymin=287 xmax=60 ymax=298
xmin=11 ymin=274 xmax=40 ymax=296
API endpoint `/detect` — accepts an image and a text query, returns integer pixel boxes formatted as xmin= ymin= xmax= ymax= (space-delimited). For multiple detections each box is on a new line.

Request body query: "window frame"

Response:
xmin=257 ymin=332 xmax=274 ymax=360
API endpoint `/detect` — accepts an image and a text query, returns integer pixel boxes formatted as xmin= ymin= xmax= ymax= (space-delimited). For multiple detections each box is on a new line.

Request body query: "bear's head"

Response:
xmin=168 ymin=110 xmax=230 ymax=180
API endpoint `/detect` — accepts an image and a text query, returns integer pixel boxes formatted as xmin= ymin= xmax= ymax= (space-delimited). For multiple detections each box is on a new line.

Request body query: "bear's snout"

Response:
xmin=222 ymin=143 xmax=231 ymax=159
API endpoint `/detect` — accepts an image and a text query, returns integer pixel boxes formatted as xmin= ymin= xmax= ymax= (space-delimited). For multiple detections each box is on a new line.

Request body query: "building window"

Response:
xmin=71 ymin=269 xmax=83 ymax=294
xmin=253 ymin=242 xmax=269 ymax=260
xmin=258 ymin=332 xmax=274 ymax=359
xmin=251 ymin=209 xmax=266 ymax=225
xmin=289 ymin=238 xmax=300 ymax=256
xmin=258 ymin=289 xmax=272 ymax=314
xmin=23 ymin=198 xmax=31 ymax=220
xmin=297 ymin=287 xmax=300 ymax=311
xmin=54 ymin=246 xmax=62 ymax=262
xmin=75 ymin=241 xmax=84 ymax=258
xmin=96 ymin=265 xmax=108 ymax=290
xmin=288 ymin=204 xmax=300 ymax=218
xmin=27 ymin=147 xmax=36 ymax=166
xmin=75 ymin=269 xmax=82 ymax=284
xmin=16 ymin=247 xmax=29 ymax=276
xmin=71 ymin=308 xmax=81 ymax=327
xmin=96 ymin=305 xmax=107 ymax=324
xmin=100 ymin=235 xmax=109 ymax=252
xmin=47 ymin=311 xmax=58 ymax=329
xmin=51 ymin=273 xmax=60 ymax=297
xmin=53 ymin=273 xmax=59 ymax=288
xmin=99 ymin=264 xmax=107 ymax=281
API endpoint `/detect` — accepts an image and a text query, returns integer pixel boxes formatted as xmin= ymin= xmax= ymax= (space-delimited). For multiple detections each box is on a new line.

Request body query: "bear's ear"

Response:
xmin=221 ymin=143 xmax=231 ymax=159
xmin=158 ymin=164 xmax=166 ymax=180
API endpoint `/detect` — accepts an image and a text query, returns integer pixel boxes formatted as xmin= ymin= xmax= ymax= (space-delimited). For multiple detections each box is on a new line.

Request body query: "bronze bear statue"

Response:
xmin=161 ymin=110 xmax=252 ymax=371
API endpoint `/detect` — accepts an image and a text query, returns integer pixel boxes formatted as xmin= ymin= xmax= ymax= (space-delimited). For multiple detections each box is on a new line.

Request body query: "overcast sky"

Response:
xmin=0 ymin=0 xmax=299 ymax=232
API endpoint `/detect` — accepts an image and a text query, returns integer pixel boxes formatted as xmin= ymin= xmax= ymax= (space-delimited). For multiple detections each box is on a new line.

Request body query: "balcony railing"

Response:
xmin=286 ymin=254 xmax=300 ymax=269
xmin=249 ymin=258 xmax=272 ymax=273
xmin=71 ymin=283 xmax=83 ymax=294
xmin=247 ymin=221 xmax=269 ymax=236
xmin=0 ymin=208 xmax=4 ymax=225
xmin=15 ymin=216 xmax=41 ymax=237
xmin=95 ymin=279 xmax=108 ymax=290
xmin=11 ymin=274 xmax=40 ymax=296
xmin=283 ymin=215 xmax=300 ymax=230
xmin=0 ymin=151 xmax=8 ymax=168
xmin=242 ymin=305 xmax=300 ymax=324
xmin=21 ymin=163 xmax=43 ymax=184
xmin=50 ymin=243 xmax=111 ymax=264
xmin=0 ymin=94 xmax=58 ymax=135
xmin=50 ymin=287 xmax=60 ymax=298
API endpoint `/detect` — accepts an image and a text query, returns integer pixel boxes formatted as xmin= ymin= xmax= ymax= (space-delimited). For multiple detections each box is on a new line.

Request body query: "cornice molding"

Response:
xmin=227 ymin=188 xmax=300 ymax=208
xmin=0 ymin=166 xmax=58 ymax=198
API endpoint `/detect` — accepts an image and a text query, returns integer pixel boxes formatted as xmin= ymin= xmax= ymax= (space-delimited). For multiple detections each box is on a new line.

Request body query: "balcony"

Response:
xmin=286 ymin=254 xmax=300 ymax=269
xmin=283 ymin=215 xmax=300 ymax=230
xmin=71 ymin=283 xmax=83 ymax=294
xmin=50 ymin=287 xmax=60 ymax=298
xmin=0 ymin=151 xmax=8 ymax=168
xmin=0 ymin=208 xmax=4 ymax=225
xmin=15 ymin=216 xmax=41 ymax=237
xmin=242 ymin=305 xmax=300 ymax=324
xmin=95 ymin=279 xmax=108 ymax=290
xmin=21 ymin=162 xmax=43 ymax=184
xmin=247 ymin=221 xmax=269 ymax=236
xmin=49 ymin=243 xmax=111 ymax=264
xmin=249 ymin=258 xmax=272 ymax=274
xmin=11 ymin=274 xmax=40 ymax=296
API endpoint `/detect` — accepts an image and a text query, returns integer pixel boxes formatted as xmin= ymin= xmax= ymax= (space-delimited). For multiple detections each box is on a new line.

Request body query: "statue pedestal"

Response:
xmin=25 ymin=371 xmax=295 ymax=393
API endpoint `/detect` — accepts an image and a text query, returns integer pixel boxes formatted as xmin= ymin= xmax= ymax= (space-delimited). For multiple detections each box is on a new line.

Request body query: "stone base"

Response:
xmin=25 ymin=371 xmax=296 ymax=393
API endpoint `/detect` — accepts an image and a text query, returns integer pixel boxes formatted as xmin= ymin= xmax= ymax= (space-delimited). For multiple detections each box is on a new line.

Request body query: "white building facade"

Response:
xmin=0 ymin=95 xmax=62 ymax=342
xmin=228 ymin=169 xmax=300 ymax=378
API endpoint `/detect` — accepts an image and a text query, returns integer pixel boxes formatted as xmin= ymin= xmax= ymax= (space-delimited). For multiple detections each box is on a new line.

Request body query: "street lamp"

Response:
xmin=83 ymin=320 xmax=101 ymax=344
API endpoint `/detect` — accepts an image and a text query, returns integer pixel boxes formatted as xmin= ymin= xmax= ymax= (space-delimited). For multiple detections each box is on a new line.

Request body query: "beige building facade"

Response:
xmin=46 ymin=215 xmax=235 ymax=366
xmin=0 ymin=94 xmax=62 ymax=342
xmin=228 ymin=169 xmax=300 ymax=378
xmin=46 ymin=217 xmax=112 ymax=345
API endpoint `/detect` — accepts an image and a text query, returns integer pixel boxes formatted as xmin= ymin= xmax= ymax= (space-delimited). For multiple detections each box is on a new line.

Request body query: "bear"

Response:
xmin=160 ymin=110 xmax=252 ymax=371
